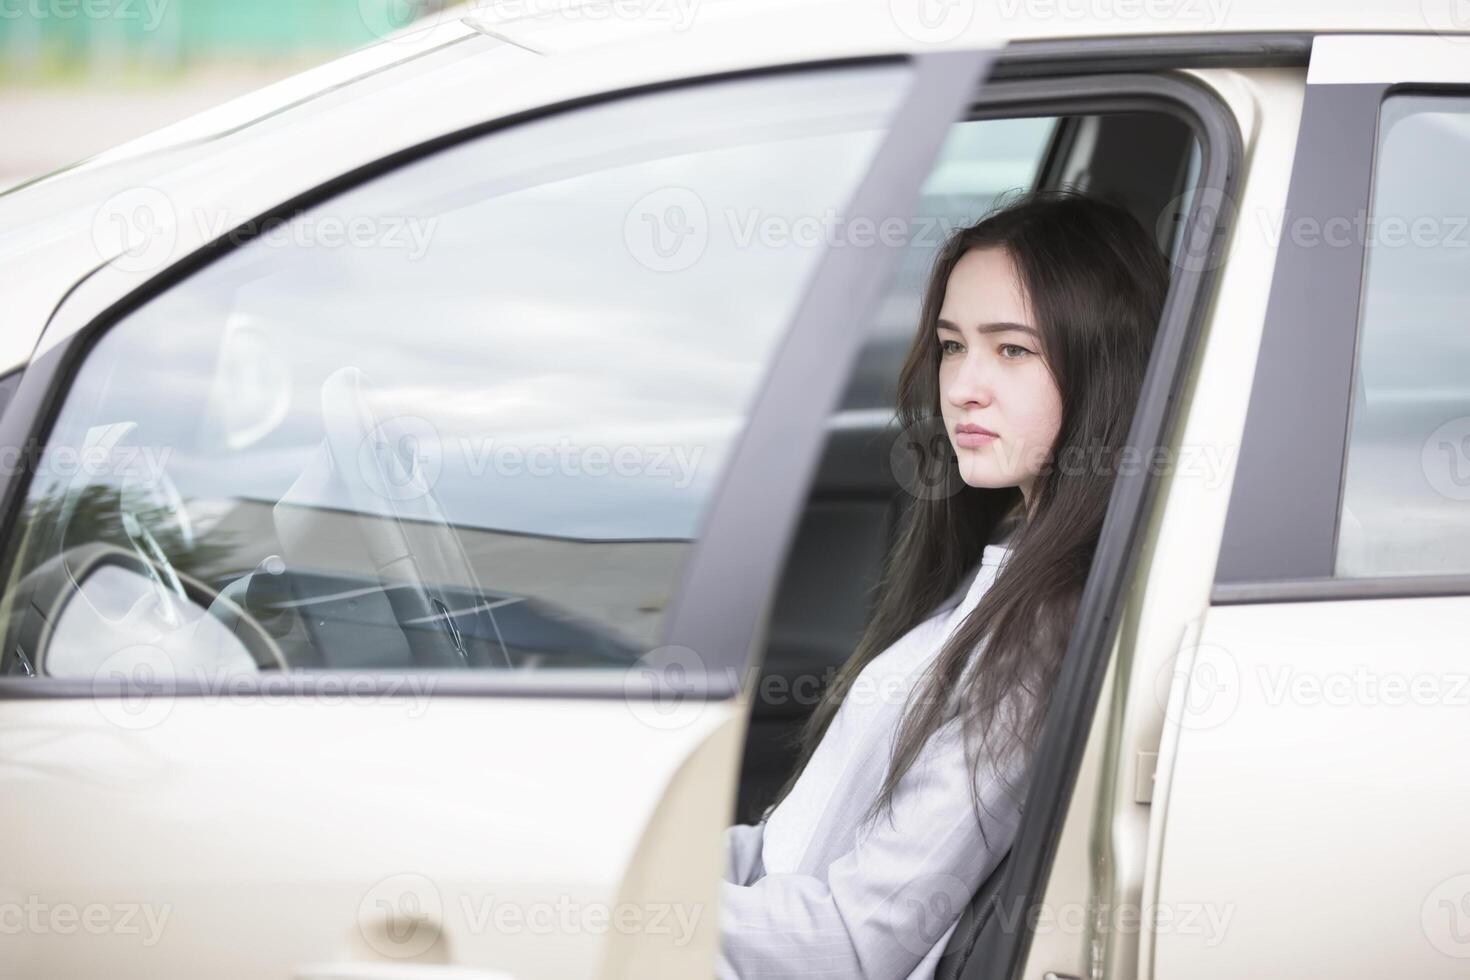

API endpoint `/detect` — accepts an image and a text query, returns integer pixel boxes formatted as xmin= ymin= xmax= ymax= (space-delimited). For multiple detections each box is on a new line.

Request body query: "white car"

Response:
xmin=0 ymin=2 xmax=1467 ymax=978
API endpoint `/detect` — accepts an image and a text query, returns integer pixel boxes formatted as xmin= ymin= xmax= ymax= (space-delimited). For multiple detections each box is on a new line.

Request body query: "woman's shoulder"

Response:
xmin=992 ymin=510 xmax=1024 ymax=548
xmin=936 ymin=536 xmax=1013 ymax=616
xmin=860 ymin=525 xmax=1019 ymax=678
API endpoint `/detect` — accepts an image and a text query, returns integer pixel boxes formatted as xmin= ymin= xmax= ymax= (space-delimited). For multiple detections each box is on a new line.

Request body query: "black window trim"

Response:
xmin=995 ymin=32 xmax=1311 ymax=79
xmin=1212 ymin=81 xmax=1386 ymax=590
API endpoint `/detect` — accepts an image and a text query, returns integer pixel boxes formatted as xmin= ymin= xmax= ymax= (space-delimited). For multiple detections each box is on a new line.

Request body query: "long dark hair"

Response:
xmin=769 ymin=190 xmax=1168 ymax=830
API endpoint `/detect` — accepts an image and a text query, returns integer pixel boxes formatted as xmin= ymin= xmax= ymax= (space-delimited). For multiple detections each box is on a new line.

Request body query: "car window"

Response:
xmin=1336 ymin=93 xmax=1470 ymax=578
xmin=0 ymin=64 xmax=912 ymax=681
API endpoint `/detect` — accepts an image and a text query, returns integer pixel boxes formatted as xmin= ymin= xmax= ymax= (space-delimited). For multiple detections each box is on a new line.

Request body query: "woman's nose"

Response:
xmin=945 ymin=352 xmax=996 ymax=408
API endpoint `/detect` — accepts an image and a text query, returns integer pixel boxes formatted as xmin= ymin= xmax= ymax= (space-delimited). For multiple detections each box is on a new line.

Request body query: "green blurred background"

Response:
xmin=0 ymin=0 xmax=453 ymax=189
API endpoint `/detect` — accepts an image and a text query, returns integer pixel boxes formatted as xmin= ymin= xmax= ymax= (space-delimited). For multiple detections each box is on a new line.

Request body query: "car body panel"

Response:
xmin=1157 ymin=596 xmax=1470 ymax=978
xmin=0 ymin=694 xmax=738 ymax=978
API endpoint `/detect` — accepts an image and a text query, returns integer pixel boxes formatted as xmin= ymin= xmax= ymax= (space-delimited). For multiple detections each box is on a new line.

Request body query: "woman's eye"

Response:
xmin=999 ymin=343 xmax=1033 ymax=359
xmin=939 ymin=339 xmax=963 ymax=355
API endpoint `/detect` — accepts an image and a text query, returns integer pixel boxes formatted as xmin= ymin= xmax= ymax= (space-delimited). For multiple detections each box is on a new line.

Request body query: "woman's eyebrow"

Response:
xmin=936 ymin=318 xmax=1040 ymax=339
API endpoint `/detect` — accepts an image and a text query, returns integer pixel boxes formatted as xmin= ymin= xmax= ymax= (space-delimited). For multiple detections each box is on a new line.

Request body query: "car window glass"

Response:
xmin=0 ymin=64 xmax=912 ymax=680
xmin=1336 ymin=94 xmax=1470 ymax=577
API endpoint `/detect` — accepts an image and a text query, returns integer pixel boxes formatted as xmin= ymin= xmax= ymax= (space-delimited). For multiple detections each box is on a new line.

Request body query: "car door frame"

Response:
xmin=952 ymin=67 xmax=1244 ymax=980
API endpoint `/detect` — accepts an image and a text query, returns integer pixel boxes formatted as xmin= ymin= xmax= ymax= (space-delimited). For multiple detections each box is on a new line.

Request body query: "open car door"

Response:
xmin=0 ymin=34 xmax=999 ymax=980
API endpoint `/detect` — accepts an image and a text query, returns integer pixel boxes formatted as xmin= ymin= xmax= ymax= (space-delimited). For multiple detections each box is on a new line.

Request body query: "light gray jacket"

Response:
xmin=717 ymin=541 xmax=1029 ymax=979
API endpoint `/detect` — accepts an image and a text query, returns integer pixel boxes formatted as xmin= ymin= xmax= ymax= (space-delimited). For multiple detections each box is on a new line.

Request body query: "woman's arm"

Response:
xmin=715 ymin=716 xmax=1027 ymax=979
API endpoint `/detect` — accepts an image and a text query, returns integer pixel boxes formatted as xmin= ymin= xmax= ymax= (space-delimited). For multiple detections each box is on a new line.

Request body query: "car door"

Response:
xmin=0 ymin=48 xmax=997 ymax=980
xmin=1153 ymin=34 xmax=1470 ymax=979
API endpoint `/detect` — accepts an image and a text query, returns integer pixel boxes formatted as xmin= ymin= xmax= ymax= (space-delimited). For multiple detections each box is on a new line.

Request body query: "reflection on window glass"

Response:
xmin=1337 ymin=95 xmax=1470 ymax=577
xmin=0 ymin=66 xmax=910 ymax=679
xmin=838 ymin=116 xmax=1054 ymax=409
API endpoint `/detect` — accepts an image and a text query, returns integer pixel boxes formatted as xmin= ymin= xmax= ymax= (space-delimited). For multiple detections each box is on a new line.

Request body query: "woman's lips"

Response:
xmin=955 ymin=430 xmax=997 ymax=448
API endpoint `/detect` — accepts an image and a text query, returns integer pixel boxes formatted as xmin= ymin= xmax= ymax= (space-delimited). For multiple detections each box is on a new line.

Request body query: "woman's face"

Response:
xmin=936 ymin=246 xmax=1063 ymax=508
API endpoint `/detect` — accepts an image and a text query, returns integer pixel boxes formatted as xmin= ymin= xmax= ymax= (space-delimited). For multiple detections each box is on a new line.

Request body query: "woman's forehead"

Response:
xmin=939 ymin=248 xmax=1031 ymax=328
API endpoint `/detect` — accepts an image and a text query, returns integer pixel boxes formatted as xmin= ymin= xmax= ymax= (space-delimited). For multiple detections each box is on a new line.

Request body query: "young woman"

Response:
xmin=717 ymin=191 xmax=1169 ymax=979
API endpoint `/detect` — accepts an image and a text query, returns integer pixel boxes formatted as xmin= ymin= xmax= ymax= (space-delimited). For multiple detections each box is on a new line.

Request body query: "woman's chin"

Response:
xmin=955 ymin=455 xmax=1013 ymax=490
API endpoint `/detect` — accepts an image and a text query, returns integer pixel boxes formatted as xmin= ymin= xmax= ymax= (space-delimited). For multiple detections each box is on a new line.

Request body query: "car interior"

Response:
xmin=737 ymin=107 xmax=1199 ymax=825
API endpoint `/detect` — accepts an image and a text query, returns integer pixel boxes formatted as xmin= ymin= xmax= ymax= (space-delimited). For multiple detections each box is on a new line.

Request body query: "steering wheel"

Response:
xmin=2 ymin=421 xmax=287 ymax=677
xmin=54 ymin=422 xmax=194 ymax=622
xmin=304 ymin=366 xmax=510 ymax=669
